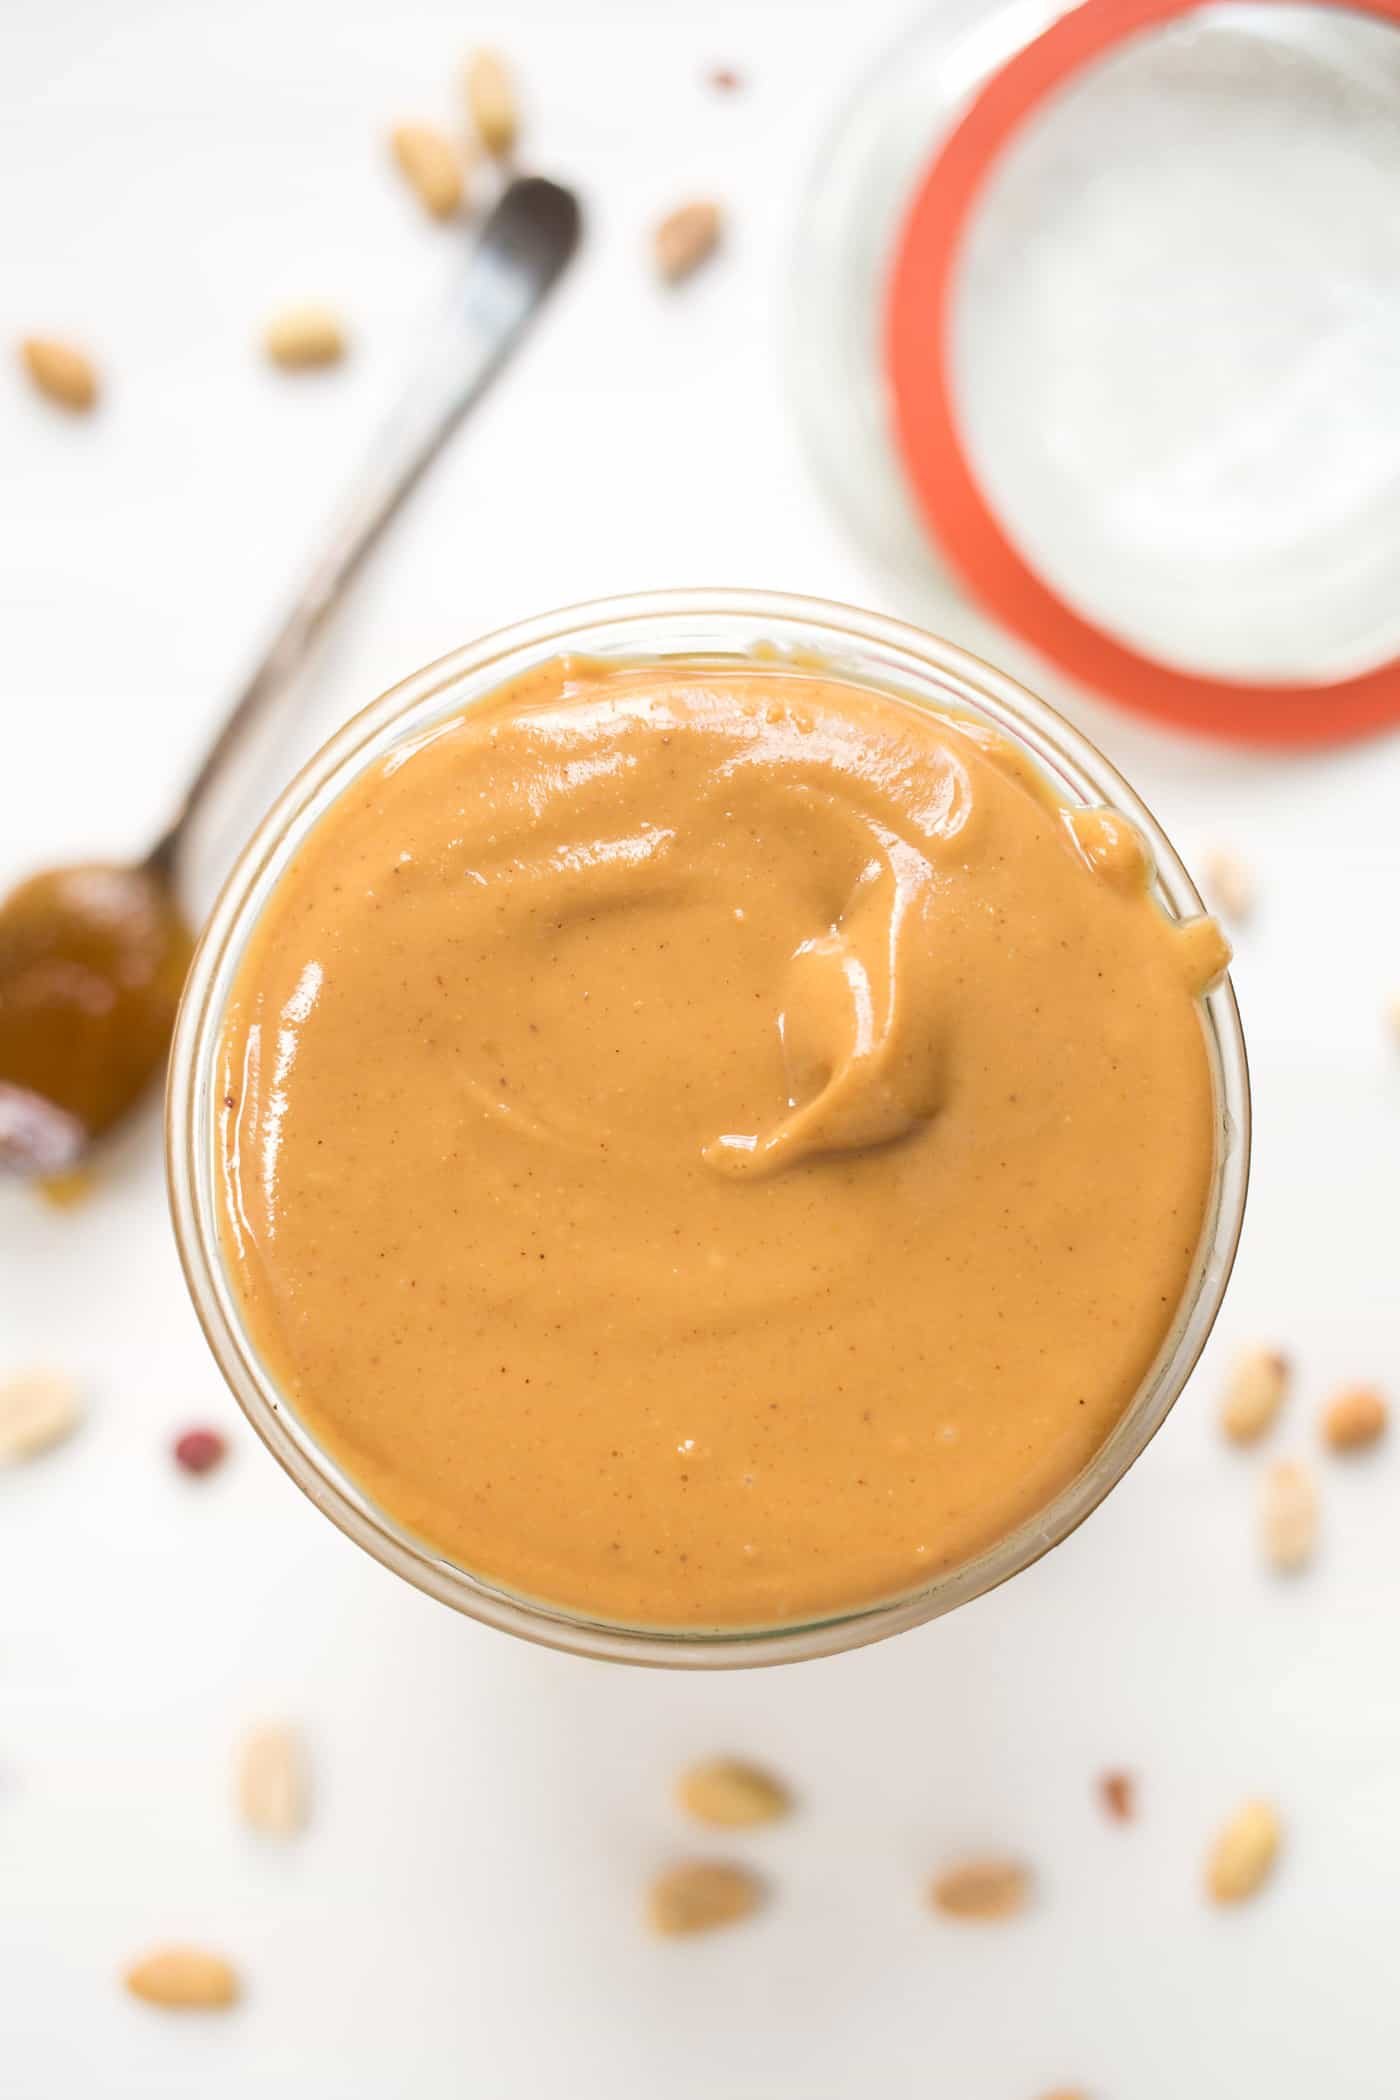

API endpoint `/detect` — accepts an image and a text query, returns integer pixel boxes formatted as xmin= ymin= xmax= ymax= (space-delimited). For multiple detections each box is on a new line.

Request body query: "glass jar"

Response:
xmin=166 ymin=589 xmax=1249 ymax=1668
xmin=790 ymin=0 xmax=1400 ymax=744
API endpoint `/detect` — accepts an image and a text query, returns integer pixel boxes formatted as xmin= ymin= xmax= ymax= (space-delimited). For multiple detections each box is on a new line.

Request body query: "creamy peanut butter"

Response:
xmin=216 ymin=657 xmax=1224 ymax=1628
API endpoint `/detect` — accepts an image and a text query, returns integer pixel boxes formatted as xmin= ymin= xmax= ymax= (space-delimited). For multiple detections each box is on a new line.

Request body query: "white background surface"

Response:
xmin=4 ymin=3 xmax=1400 ymax=2095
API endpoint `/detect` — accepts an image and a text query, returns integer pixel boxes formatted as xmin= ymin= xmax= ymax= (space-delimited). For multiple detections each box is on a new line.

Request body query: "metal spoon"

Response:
xmin=0 ymin=175 xmax=581 ymax=1177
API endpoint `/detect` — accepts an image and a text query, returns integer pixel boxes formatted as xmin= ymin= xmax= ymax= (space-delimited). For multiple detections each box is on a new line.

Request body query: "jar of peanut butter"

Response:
xmin=168 ymin=592 xmax=1248 ymax=1666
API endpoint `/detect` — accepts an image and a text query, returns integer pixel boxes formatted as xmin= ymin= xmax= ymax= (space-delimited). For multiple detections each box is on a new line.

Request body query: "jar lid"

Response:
xmin=793 ymin=0 xmax=1400 ymax=744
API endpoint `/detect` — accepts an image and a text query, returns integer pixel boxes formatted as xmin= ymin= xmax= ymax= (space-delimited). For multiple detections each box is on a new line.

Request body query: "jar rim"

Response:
xmin=165 ymin=587 xmax=1250 ymax=1669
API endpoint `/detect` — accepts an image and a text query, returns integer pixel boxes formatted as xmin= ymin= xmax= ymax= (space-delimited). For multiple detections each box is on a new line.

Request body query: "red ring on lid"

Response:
xmin=887 ymin=0 xmax=1400 ymax=745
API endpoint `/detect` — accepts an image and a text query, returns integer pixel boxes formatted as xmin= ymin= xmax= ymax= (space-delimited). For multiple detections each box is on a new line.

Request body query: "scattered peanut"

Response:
xmin=391 ymin=123 xmax=465 ymax=220
xmin=653 ymin=200 xmax=722 ymax=284
xmin=929 ymin=1856 xmax=1031 ymax=1922
xmin=1386 ymin=992 xmax=1400 ymax=1047
xmin=465 ymin=48 xmax=517 ymax=157
xmin=0 ymin=1370 xmax=82 ymax=1464
xmin=173 ymin=1426 xmax=227 ymax=1476
xmin=36 ymin=1165 xmax=98 ymax=1210
xmin=1220 ymin=1344 xmax=1289 ymax=1444
xmin=707 ymin=66 xmax=743 ymax=93
xmin=1261 ymin=1458 xmax=1318 ymax=1572
xmin=648 ymin=1859 xmax=764 ymax=1936
xmin=1098 ymin=1770 xmax=1136 ymax=1823
xmin=676 ymin=1757 xmax=791 ymax=1828
xmin=1203 ymin=848 xmax=1255 ymax=923
xmin=263 ymin=304 xmax=346 ymax=371
xmin=236 ymin=1721 xmax=308 ymax=1835
xmin=1321 ymin=1383 xmax=1387 ymax=1453
xmin=20 ymin=336 xmax=99 ymax=412
xmin=1037 ymin=2090 xmax=1091 ymax=2100
xmin=1205 ymin=1799 xmax=1281 ymax=1904
xmin=124 ymin=1946 xmax=240 ymax=2009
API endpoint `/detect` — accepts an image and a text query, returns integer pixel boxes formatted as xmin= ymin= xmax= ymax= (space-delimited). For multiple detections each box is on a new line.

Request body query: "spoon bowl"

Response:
xmin=0 ymin=861 xmax=191 ymax=1172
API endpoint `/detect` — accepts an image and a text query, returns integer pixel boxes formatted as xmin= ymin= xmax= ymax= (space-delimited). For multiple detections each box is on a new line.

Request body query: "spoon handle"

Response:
xmin=148 ymin=176 xmax=581 ymax=875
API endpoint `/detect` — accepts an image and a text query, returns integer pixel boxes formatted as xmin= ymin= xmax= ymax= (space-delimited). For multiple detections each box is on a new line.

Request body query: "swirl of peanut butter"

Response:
xmin=217 ymin=659 xmax=1224 ymax=1629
